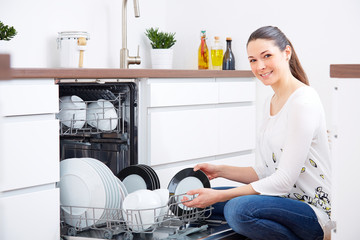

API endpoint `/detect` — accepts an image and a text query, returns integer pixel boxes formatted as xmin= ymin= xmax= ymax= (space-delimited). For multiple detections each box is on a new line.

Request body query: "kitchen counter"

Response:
xmin=0 ymin=55 xmax=11 ymax=80
xmin=330 ymin=64 xmax=360 ymax=78
xmin=0 ymin=53 xmax=253 ymax=80
xmin=10 ymin=68 xmax=254 ymax=79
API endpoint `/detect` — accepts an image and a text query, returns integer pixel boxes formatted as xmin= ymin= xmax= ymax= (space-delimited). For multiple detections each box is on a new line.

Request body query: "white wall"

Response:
xmin=0 ymin=0 xmax=168 ymax=68
xmin=1 ymin=0 xmax=360 ymax=125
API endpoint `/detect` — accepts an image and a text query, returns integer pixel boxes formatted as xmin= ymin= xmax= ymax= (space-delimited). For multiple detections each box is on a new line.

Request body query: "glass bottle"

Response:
xmin=222 ymin=37 xmax=235 ymax=70
xmin=198 ymin=30 xmax=209 ymax=70
xmin=211 ymin=36 xmax=223 ymax=70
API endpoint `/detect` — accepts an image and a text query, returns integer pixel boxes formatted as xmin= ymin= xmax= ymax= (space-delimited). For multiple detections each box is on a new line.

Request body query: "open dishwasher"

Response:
xmin=57 ymin=79 xmax=246 ymax=240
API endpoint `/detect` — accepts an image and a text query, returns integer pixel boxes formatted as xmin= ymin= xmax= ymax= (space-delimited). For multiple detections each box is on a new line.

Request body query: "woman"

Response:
xmin=182 ymin=26 xmax=332 ymax=240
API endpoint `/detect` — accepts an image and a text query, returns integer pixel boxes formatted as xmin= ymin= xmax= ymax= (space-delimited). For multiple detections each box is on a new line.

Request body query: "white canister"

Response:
xmin=57 ymin=31 xmax=90 ymax=68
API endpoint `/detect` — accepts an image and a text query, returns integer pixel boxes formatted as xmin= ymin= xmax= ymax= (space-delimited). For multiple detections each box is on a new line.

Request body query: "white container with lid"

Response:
xmin=57 ymin=31 xmax=90 ymax=68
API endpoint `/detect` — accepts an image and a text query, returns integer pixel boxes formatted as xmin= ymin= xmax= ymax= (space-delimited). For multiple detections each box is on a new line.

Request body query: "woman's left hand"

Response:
xmin=181 ymin=188 xmax=221 ymax=208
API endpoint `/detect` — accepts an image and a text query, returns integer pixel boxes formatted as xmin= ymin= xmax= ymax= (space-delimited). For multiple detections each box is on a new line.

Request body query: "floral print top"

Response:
xmin=251 ymin=86 xmax=332 ymax=228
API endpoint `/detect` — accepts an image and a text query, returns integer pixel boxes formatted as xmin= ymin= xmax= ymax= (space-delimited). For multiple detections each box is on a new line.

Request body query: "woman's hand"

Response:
xmin=194 ymin=163 xmax=221 ymax=180
xmin=181 ymin=188 xmax=221 ymax=208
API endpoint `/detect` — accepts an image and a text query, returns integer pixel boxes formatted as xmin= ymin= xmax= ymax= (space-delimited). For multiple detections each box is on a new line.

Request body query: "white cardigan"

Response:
xmin=251 ymin=86 xmax=332 ymax=235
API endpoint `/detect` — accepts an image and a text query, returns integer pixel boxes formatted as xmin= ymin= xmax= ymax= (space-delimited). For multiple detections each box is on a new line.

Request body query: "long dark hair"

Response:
xmin=247 ymin=26 xmax=309 ymax=86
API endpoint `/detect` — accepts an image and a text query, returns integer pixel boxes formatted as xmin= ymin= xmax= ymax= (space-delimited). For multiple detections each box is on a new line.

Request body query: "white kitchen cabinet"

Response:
xmin=0 ymin=83 xmax=58 ymax=116
xmin=149 ymin=79 xmax=218 ymax=107
xmin=0 ymin=79 xmax=59 ymax=240
xmin=0 ymin=117 xmax=59 ymax=192
xmin=139 ymin=77 xmax=256 ymax=188
xmin=217 ymin=106 xmax=255 ymax=155
xmin=0 ymin=188 xmax=60 ymax=240
xmin=331 ymin=78 xmax=360 ymax=240
xmin=149 ymin=108 xmax=218 ymax=165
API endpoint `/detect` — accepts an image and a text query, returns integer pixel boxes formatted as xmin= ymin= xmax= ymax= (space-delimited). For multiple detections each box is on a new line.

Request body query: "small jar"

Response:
xmin=57 ymin=31 xmax=90 ymax=68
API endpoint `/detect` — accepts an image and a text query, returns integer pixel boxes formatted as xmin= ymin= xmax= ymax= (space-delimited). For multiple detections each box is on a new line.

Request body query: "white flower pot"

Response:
xmin=150 ymin=49 xmax=173 ymax=69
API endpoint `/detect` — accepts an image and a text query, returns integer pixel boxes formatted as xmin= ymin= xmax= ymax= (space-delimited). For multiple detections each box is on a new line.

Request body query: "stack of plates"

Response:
xmin=59 ymin=158 xmax=128 ymax=228
xmin=117 ymin=164 xmax=160 ymax=194
xmin=167 ymin=168 xmax=211 ymax=216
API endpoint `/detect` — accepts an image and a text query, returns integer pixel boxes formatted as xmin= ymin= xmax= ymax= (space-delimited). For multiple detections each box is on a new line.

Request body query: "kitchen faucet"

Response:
xmin=120 ymin=0 xmax=141 ymax=69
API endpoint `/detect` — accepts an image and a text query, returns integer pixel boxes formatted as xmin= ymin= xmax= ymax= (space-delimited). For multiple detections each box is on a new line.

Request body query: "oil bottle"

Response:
xmin=222 ymin=37 xmax=235 ymax=70
xmin=211 ymin=36 xmax=223 ymax=70
xmin=198 ymin=30 xmax=209 ymax=69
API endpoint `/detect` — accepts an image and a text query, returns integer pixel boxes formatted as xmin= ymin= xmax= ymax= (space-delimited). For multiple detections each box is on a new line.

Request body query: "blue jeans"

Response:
xmin=210 ymin=187 xmax=324 ymax=240
xmin=222 ymin=195 xmax=324 ymax=240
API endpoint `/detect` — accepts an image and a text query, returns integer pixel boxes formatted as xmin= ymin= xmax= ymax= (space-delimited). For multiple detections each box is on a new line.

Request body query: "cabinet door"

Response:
xmin=0 ymin=117 xmax=59 ymax=191
xmin=331 ymin=78 xmax=360 ymax=239
xmin=149 ymin=81 xmax=217 ymax=107
xmin=218 ymin=81 xmax=256 ymax=103
xmin=217 ymin=105 xmax=256 ymax=155
xmin=0 ymin=188 xmax=59 ymax=240
xmin=149 ymin=108 xmax=217 ymax=165
xmin=0 ymin=84 xmax=58 ymax=116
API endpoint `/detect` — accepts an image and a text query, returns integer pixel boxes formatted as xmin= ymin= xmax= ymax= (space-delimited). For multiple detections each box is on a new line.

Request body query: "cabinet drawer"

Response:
xmin=149 ymin=81 xmax=217 ymax=107
xmin=0 ymin=118 xmax=59 ymax=191
xmin=218 ymin=81 xmax=255 ymax=103
xmin=149 ymin=108 xmax=217 ymax=165
xmin=0 ymin=188 xmax=59 ymax=240
xmin=218 ymin=106 xmax=256 ymax=155
xmin=0 ymin=84 xmax=59 ymax=116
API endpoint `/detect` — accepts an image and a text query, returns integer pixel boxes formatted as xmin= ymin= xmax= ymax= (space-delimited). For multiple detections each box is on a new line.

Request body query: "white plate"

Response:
xmin=167 ymin=168 xmax=210 ymax=216
xmin=115 ymin=177 xmax=128 ymax=201
xmin=174 ymin=176 xmax=203 ymax=210
xmin=82 ymin=158 xmax=116 ymax=206
xmin=122 ymin=174 xmax=148 ymax=194
xmin=82 ymin=158 xmax=122 ymax=222
xmin=59 ymin=158 xmax=106 ymax=228
xmin=90 ymin=158 xmax=124 ymax=208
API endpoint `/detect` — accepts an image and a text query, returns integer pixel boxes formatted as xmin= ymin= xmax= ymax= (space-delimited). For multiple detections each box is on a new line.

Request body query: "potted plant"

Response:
xmin=145 ymin=27 xmax=176 ymax=69
xmin=0 ymin=21 xmax=17 ymax=41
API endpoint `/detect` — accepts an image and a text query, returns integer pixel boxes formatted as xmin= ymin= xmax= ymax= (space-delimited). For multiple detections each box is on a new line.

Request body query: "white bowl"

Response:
xmin=122 ymin=189 xmax=161 ymax=232
xmin=153 ymin=189 xmax=169 ymax=222
xmin=59 ymin=95 xmax=86 ymax=129
xmin=86 ymin=99 xmax=118 ymax=131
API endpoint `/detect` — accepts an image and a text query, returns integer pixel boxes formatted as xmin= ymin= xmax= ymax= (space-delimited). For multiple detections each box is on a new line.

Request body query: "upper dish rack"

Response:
xmin=58 ymin=91 xmax=129 ymax=137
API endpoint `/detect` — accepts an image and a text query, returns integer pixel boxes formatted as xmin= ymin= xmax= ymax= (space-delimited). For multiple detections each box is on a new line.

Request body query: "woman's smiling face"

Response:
xmin=247 ymin=39 xmax=290 ymax=86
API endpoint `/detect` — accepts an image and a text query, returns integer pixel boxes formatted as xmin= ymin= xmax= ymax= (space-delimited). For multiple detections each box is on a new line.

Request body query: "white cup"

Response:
xmin=122 ymin=189 xmax=161 ymax=232
xmin=154 ymin=189 xmax=169 ymax=222
xmin=86 ymin=99 xmax=118 ymax=131
xmin=59 ymin=95 xmax=86 ymax=129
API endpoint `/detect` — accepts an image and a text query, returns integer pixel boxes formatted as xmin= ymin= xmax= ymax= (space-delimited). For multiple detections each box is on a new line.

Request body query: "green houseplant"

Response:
xmin=145 ymin=27 xmax=176 ymax=69
xmin=0 ymin=21 xmax=17 ymax=41
xmin=145 ymin=27 xmax=176 ymax=49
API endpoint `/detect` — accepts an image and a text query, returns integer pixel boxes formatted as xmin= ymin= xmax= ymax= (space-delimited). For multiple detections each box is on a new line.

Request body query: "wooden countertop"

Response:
xmin=0 ymin=55 xmax=11 ymax=80
xmin=330 ymin=64 xmax=360 ymax=78
xmin=10 ymin=68 xmax=254 ymax=79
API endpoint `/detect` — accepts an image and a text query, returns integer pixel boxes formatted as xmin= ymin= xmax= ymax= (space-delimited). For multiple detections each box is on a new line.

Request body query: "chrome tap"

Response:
xmin=120 ymin=0 xmax=141 ymax=69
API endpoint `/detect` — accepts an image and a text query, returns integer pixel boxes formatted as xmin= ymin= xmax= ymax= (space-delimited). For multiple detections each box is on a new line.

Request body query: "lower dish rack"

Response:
xmin=60 ymin=194 xmax=213 ymax=240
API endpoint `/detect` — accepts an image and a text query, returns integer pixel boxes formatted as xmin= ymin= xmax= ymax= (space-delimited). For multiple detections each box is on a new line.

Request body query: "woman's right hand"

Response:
xmin=194 ymin=163 xmax=221 ymax=180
